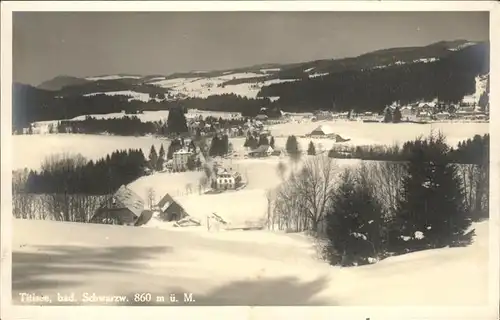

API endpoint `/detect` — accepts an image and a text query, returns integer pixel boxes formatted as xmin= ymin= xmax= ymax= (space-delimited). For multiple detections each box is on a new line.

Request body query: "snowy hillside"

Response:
xmin=85 ymin=75 xmax=143 ymax=81
xmin=462 ymin=73 xmax=489 ymax=105
xmin=147 ymin=72 xmax=297 ymax=100
xmin=11 ymin=218 xmax=489 ymax=306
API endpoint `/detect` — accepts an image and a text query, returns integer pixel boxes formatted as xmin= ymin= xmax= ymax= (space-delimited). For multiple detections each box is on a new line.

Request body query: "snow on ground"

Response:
xmin=31 ymin=109 xmax=243 ymax=129
xmin=12 ymin=134 xmax=170 ymax=171
xmin=462 ymin=73 xmax=489 ymax=105
xmin=168 ymin=189 xmax=269 ymax=228
xmin=309 ymin=72 xmax=329 ymax=78
xmin=84 ymin=75 xmax=142 ymax=81
xmin=373 ymin=57 xmax=438 ymax=69
xmin=83 ymin=90 xmax=165 ymax=103
xmin=11 ymin=217 xmax=489 ymax=306
xmin=268 ymin=120 xmax=489 ymax=147
xmin=13 ymin=120 xmax=488 ymax=171
xmin=260 ymin=68 xmax=281 ymax=73
xmin=449 ymin=42 xmax=477 ymax=51
xmin=149 ymin=73 xmax=298 ymax=99
xmin=127 ymin=170 xmax=204 ymax=199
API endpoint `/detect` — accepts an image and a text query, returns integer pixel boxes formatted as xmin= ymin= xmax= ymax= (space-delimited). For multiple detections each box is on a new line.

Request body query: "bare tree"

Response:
xmin=40 ymin=153 xmax=88 ymax=221
xmin=272 ymin=155 xmax=339 ymax=233
xmin=295 ymin=155 xmax=339 ymax=232
xmin=146 ymin=187 xmax=156 ymax=210
xmin=265 ymin=189 xmax=275 ymax=230
xmin=185 ymin=183 xmax=193 ymax=195
xmin=369 ymin=161 xmax=406 ymax=217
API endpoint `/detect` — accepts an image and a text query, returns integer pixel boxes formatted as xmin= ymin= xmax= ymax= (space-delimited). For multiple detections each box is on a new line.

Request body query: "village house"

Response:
xmin=309 ymin=124 xmax=336 ymax=138
xmin=156 ymin=193 xmax=188 ymax=222
xmin=313 ymin=111 xmax=334 ymax=121
xmin=90 ymin=185 xmax=152 ymax=226
xmin=215 ymin=169 xmax=236 ymax=190
xmin=417 ymin=102 xmax=435 ymax=114
xmin=400 ymin=106 xmax=415 ymax=120
xmin=248 ymin=144 xmax=274 ymax=158
xmin=172 ymin=148 xmax=193 ymax=171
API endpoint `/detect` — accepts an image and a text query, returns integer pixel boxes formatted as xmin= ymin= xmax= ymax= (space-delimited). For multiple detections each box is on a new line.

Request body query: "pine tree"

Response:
xmin=383 ymin=107 xmax=393 ymax=123
xmin=258 ymin=135 xmax=270 ymax=147
xmin=396 ymin=133 xmax=472 ymax=251
xmin=307 ymin=141 xmax=316 ymax=155
xmin=286 ymin=135 xmax=300 ymax=162
xmin=392 ymin=107 xmax=402 ymax=123
xmin=148 ymin=145 xmax=158 ymax=170
xmin=209 ymin=135 xmax=220 ymax=157
xmin=166 ymin=107 xmax=188 ymax=135
xmin=221 ymin=134 xmax=229 ymax=155
xmin=324 ymin=167 xmax=384 ymax=266
xmin=269 ymin=136 xmax=275 ymax=148
xmin=157 ymin=144 xmax=165 ymax=171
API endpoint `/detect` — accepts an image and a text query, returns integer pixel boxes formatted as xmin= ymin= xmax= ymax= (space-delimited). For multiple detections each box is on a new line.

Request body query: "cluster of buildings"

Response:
xmin=384 ymin=101 xmax=489 ymax=121
xmin=89 ymin=185 xmax=196 ymax=226
xmin=89 ymin=167 xmax=246 ymax=227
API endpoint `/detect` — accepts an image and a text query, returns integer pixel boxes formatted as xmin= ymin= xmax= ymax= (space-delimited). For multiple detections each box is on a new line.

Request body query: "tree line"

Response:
xmin=269 ymin=132 xmax=489 ymax=266
xmin=12 ymin=83 xmax=265 ymax=133
xmin=15 ymin=149 xmax=148 ymax=195
xmin=326 ymin=133 xmax=489 ymax=165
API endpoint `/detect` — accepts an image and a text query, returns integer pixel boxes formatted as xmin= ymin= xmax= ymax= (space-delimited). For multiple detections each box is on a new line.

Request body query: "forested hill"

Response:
xmin=13 ymin=40 xmax=489 ymax=131
xmin=259 ymin=41 xmax=489 ymax=112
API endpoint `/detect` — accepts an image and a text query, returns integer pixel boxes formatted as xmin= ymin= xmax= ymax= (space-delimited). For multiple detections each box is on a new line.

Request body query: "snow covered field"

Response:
xmin=148 ymin=72 xmax=298 ymax=99
xmin=269 ymin=120 xmax=489 ymax=147
xmin=31 ymin=109 xmax=242 ymax=131
xmin=13 ymin=120 xmax=488 ymax=171
xmin=11 ymin=218 xmax=489 ymax=306
xmin=12 ymin=134 xmax=170 ymax=171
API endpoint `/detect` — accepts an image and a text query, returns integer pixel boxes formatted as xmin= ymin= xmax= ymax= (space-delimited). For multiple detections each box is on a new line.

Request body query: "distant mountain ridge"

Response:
xmin=13 ymin=39 xmax=489 ymax=131
xmin=36 ymin=39 xmax=485 ymax=90
xmin=37 ymin=75 xmax=91 ymax=91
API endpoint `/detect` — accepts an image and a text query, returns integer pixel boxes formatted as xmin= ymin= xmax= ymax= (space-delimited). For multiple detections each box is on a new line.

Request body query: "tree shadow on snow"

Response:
xmin=12 ymin=245 xmax=172 ymax=295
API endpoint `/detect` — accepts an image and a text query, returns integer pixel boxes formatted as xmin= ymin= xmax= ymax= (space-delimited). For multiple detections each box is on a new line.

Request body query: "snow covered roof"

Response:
xmin=171 ymin=190 xmax=268 ymax=228
xmin=157 ymin=193 xmax=175 ymax=212
xmin=174 ymin=148 xmax=192 ymax=155
xmin=311 ymin=125 xmax=334 ymax=135
xmin=105 ymin=185 xmax=145 ymax=217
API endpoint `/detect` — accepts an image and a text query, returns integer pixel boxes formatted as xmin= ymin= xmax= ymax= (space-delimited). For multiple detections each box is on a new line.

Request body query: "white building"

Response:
xmin=172 ymin=149 xmax=193 ymax=171
xmin=215 ymin=171 xmax=236 ymax=190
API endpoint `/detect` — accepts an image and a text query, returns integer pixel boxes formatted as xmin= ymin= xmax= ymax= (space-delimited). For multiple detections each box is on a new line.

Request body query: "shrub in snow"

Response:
xmin=393 ymin=132 xmax=473 ymax=252
xmin=324 ymin=165 xmax=385 ymax=266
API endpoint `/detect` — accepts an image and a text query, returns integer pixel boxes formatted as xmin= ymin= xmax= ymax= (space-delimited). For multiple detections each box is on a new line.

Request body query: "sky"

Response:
xmin=13 ymin=11 xmax=489 ymax=86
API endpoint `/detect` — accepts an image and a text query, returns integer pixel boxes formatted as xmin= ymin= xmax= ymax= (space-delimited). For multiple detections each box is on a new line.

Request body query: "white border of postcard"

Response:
xmin=1 ymin=2 xmax=499 ymax=320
